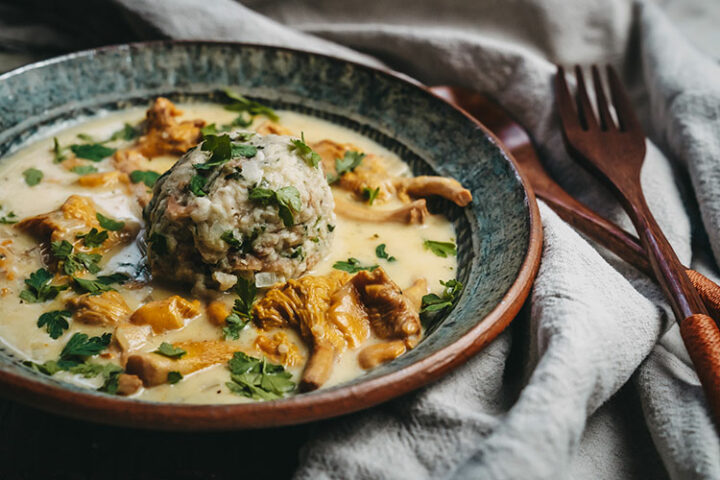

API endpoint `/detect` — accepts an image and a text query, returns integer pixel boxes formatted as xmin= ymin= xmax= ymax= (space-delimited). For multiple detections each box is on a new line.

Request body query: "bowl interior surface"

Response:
xmin=0 ymin=42 xmax=534 ymax=428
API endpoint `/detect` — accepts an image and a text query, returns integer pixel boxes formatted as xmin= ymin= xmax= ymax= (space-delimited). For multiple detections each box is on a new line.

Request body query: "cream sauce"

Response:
xmin=0 ymin=104 xmax=457 ymax=403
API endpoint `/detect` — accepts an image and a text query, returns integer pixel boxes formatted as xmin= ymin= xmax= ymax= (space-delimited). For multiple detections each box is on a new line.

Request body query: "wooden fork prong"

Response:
xmin=606 ymin=66 xmax=643 ymax=134
xmin=554 ymin=66 xmax=582 ymax=132
xmin=574 ymin=65 xmax=598 ymax=131
xmin=591 ymin=65 xmax=616 ymax=131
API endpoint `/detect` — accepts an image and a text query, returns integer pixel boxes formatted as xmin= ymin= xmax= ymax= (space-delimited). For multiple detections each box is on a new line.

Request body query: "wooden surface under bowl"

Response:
xmin=0 ymin=41 xmax=542 ymax=430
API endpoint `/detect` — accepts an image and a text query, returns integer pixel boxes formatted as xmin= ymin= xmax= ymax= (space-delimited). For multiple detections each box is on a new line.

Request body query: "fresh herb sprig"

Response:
xmin=423 ymin=239 xmax=457 ymax=258
xmin=37 ymin=310 xmax=71 ymax=339
xmin=249 ymin=185 xmax=302 ymax=227
xmin=223 ymin=277 xmax=257 ymax=340
xmin=23 ymin=168 xmax=43 ymax=186
xmin=332 ymin=257 xmax=378 ymax=274
xmin=420 ymin=279 xmax=463 ymax=315
xmin=19 ymin=268 xmax=69 ymax=303
xmin=289 ymin=132 xmax=321 ymax=168
xmin=375 ymin=244 xmax=396 ymax=262
xmin=50 ymin=240 xmax=102 ymax=275
xmin=154 ymin=342 xmax=187 ymax=359
xmin=225 ymin=352 xmax=294 ymax=400
xmin=328 ymin=150 xmax=365 ymax=184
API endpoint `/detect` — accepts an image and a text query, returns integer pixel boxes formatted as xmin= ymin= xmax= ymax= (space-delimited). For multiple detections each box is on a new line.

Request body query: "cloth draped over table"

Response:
xmin=5 ymin=0 xmax=720 ymax=478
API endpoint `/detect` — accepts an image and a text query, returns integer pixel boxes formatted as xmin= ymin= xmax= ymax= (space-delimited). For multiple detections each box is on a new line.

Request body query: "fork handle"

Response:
xmin=681 ymin=314 xmax=720 ymax=419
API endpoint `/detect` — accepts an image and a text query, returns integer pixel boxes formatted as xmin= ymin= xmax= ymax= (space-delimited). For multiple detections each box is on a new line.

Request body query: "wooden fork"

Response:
xmin=555 ymin=65 xmax=720 ymax=423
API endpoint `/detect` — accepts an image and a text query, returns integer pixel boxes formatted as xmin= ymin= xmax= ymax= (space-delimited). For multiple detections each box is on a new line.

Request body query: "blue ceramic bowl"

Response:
xmin=0 ymin=42 xmax=541 ymax=430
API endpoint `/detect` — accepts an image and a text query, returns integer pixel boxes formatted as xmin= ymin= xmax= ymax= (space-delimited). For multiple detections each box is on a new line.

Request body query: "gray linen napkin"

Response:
xmin=4 ymin=0 xmax=720 ymax=478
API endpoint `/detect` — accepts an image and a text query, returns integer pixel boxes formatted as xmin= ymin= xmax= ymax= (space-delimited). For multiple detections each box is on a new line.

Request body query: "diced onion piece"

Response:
xmin=255 ymin=272 xmax=285 ymax=288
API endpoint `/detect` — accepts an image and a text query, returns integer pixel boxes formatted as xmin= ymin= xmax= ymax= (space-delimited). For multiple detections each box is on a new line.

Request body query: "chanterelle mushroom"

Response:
xmin=253 ymin=268 xmax=422 ymax=390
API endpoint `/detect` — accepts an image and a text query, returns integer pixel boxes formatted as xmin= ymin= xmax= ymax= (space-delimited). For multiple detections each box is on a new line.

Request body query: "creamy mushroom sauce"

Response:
xmin=0 ymin=105 xmax=457 ymax=404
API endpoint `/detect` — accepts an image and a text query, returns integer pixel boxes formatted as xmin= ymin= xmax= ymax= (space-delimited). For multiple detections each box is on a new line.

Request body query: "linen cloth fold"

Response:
xmin=5 ymin=0 xmax=720 ymax=478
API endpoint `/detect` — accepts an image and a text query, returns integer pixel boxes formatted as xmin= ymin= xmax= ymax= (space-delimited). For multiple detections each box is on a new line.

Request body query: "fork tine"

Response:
xmin=554 ymin=66 xmax=581 ymax=132
xmin=574 ymin=66 xmax=598 ymax=130
xmin=591 ymin=65 xmax=616 ymax=130
xmin=606 ymin=66 xmax=643 ymax=133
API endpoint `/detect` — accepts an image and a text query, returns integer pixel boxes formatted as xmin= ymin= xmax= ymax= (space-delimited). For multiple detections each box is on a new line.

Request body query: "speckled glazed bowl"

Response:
xmin=0 ymin=42 xmax=541 ymax=430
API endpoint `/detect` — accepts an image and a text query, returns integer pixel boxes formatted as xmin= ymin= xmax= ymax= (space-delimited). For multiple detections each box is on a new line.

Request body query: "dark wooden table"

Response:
xmin=0 ymin=398 xmax=310 ymax=479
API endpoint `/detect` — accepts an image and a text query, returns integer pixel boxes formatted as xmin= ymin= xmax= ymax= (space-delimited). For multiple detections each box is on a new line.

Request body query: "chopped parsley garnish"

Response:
xmin=289 ymin=132 xmax=321 ymax=168
xmin=96 ymin=212 xmax=124 ymax=231
xmin=362 ymin=186 xmax=380 ymax=205
xmin=61 ymin=332 xmax=112 ymax=359
xmin=72 ymin=276 xmax=116 ymax=295
xmin=51 ymin=240 xmax=102 ymax=275
xmin=76 ymin=228 xmax=108 ymax=248
xmin=23 ymin=168 xmax=43 ymax=186
xmin=37 ymin=310 xmax=71 ymax=339
xmin=195 ymin=133 xmax=257 ymax=173
xmin=70 ymin=143 xmax=116 ymax=162
xmin=129 ymin=170 xmax=160 ymax=187
xmin=423 ymin=240 xmax=457 ymax=258
xmin=19 ymin=268 xmax=68 ymax=303
xmin=327 ymin=224 xmax=336 ymax=232
xmin=420 ymin=279 xmax=463 ymax=314
xmin=332 ymin=257 xmax=379 ymax=274
xmin=109 ymin=123 xmax=140 ymax=142
xmin=0 ymin=210 xmax=17 ymax=224
xmin=375 ymin=244 xmax=396 ymax=262
xmin=149 ymin=233 xmax=168 ymax=255
xmin=223 ymin=89 xmax=279 ymax=122
xmin=221 ymin=230 xmax=243 ymax=250
xmin=249 ymin=185 xmax=302 ymax=227
xmin=71 ymin=165 xmax=98 ymax=175
xmin=154 ymin=342 xmax=187 ymax=359
xmin=328 ymin=150 xmax=365 ymax=183
xmin=167 ymin=371 xmax=183 ymax=384
xmin=225 ymin=352 xmax=294 ymax=400
xmin=200 ymin=123 xmax=219 ymax=137
xmin=231 ymin=143 xmax=257 ymax=158
xmin=189 ymin=174 xmax=208 ymax=196
xmin=23 ymin=332 xmax=119 ymax=393
xmin=52 ymin=137 xmax=67 ymax=163
xmin=224 ymin=277 xmax=256 ymax=340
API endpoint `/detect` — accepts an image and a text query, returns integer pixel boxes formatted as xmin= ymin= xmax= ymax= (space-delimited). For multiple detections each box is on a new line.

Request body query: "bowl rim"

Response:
xmin=0 ymin=40 xmax=542 ymax=431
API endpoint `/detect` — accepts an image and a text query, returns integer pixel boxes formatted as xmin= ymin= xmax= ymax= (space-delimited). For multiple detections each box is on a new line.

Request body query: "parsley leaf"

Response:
xmin=149 ymin=233 xmax=168 ymax=256
xmin=362 ymin=186 xmax=380 ymax=205
xmin=154 ymin=342 xmax=187 ymax=359
xmin=20 ymin=268 xmax=68 ymax=303
xmin=231 ymin=143 xmax=257 ymax=158
xmin=200 ymin=134 xmax=232 ymax=167
xmin=249 ymin=186 xmax=302 ymax=227
xmin=423 ymin=240 xmax=457 ymax=258
xmin=96 ymin=212 xmax=124 ymax=231
xmin=51 ymin=240 xmax=102 ymax=275
xmin=226 ymin=352 xmax=294 ymax=400
xmin=37 ymin=310 xmax=71 ymax=339
xmin=0 ymin=210 xmax=17 ymax=224
xmin=420 ymin=279 xmax=463 ymax=315
xmin=221 ymin=230 xmax=243 ymax=250
xmin=129 ymin=170 xmax=160 ymax=187
xmin=76 ymin=228 xmax=108 ymax=248
xmin=189 ymin=174 xmax=208 ymax=196
xmin=200 ymin=123 xmax=219 ymax=137
xmin=224 ymin=277 xmax=256 ymax=340
xmin=72 ymin=276 xmax=116 ymax=295
xmin=375 ymin=243 xmax=396 ymax=262
xmin=289 ymin=133 xmax=321 ymax=168
xmin=52 ymin=137 xmax=67 ymax=163
xmin=329 ymin=150 xmax=365 ymax=183
xmin=167 ymin=371 xmax=183 ymax=384
xmin=23 ymin=168 xmax=43 ymax=186
xmin=332 ymin=257 xmax=379 ymax=274
xmin=71 ymin=165 xmax=98 ymax=175
xmin=109 ymin=123 xmax=140 ymax=142
xmin=70 ymin=143 xmax=116 ymax=162
xmin=61 ymin=332 xmax=112 ymax=360
xmin=223 ymin=89 xmax=279 ymax=121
